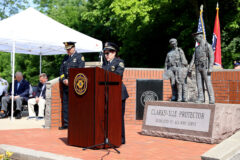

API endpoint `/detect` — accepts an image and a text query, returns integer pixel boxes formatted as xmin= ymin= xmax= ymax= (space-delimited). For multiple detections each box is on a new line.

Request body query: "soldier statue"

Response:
xmin=188 ymin=32 xmax=215 ymax=104
xmin=164 ymin=38 xmax=188 ymax=102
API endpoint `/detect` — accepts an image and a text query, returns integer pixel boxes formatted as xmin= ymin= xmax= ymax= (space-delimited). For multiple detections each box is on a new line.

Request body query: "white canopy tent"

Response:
xmin=0 ymin=7 xmax=103 ymax=119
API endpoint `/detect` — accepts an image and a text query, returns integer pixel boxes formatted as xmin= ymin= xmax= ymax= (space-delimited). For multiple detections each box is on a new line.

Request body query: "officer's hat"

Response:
xmin=169 ymin=38 xmax=177 ymax=44
xmin=234 ymin=60 xmax=240 ymax=66
xmin=63 ymin=41 xmax=76 ymax=50
xmin=103 ymin=42 xmax=119 ymax=52
xmin=192 ymin=31 xmax=203 ymax=36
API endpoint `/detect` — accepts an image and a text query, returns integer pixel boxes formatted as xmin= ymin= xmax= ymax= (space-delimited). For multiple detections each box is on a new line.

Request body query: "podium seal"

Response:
xmin=74 ymin=73 xmax=88 ymax=95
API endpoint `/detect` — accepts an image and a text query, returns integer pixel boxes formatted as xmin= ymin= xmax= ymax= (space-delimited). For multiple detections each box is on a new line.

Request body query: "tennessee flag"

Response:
xmin=212 ymin=3 xmax=222 ymax=66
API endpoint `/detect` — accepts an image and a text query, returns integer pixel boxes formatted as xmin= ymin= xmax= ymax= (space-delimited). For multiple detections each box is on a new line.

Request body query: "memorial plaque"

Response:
xmin=145 ymin=105 xmax=211 ymax=132
xmin=136 ymin=79 xmax=163 ymax=120
xmin=142 ymin=102 xmax=240 ymax=144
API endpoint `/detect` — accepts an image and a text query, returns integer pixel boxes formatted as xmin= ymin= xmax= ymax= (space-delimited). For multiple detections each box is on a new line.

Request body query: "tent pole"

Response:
xmin=11 ymin=41 xmax=16 ymax=120
xmin=40 ymin=52 xmax=42 ymax=74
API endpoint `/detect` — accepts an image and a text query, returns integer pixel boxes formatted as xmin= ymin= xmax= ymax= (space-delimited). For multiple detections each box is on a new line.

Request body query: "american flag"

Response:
xmin=196 ymin=5 xmax=206 ymax=46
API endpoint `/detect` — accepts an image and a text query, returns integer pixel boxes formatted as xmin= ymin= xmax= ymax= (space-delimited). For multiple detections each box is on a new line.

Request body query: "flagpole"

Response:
xmin=200 ymin=5 xmax=206 ymax=40
xmin=216 ymin=2 xmax=219 ymax=32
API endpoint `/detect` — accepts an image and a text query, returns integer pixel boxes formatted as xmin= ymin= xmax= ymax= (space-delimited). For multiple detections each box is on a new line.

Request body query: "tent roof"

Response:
xmin=0 ymin=7 xmax=102 ymax=55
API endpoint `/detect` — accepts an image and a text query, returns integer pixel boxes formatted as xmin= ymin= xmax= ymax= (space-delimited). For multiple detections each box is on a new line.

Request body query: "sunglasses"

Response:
xmin=104 ymin=51 xmax=115 ymax=55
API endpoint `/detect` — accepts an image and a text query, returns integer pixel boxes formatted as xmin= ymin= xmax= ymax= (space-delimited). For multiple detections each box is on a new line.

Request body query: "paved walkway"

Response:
xmin=0 ymin=124 xmax=215 ymax=160
xmin=0 ymin=117 xmax=45 ymax=130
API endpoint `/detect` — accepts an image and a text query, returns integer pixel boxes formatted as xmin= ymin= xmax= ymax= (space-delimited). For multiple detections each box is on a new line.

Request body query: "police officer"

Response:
xmin=59 ymin=42 xmax=85 ymax=130
xmin=164 ymin=38 xmax=188 ymax=102
xmin=189 ymin=32 xmax=215 ymax=104
xmin=102 ymin=42 xmax=129 ymax=144
xmin=0 ymin=76 xmax=8 ymax=109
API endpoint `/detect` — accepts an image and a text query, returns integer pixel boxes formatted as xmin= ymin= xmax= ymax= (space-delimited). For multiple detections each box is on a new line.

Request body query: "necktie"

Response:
xmin=17 ymin=82 xmax=20 ymax=90
xmin=39 ymin=84 xmax=45 ymax=97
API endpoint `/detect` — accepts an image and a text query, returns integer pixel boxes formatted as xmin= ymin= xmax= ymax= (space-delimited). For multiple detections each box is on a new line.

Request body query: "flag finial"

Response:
xmin=200 ymin=4 xmax=203 ymax=11
xmin=216 ymin=2 xmax=219 ymax=9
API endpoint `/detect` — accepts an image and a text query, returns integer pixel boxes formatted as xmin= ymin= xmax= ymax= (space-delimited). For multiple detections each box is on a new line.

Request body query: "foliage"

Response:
xmin=0 ymin=151 xmax=13 ymax=160
xmin=0 ymin=0 xmax=29 ymax=20
xmin=0 ymin=0 xmax=240 ymax=86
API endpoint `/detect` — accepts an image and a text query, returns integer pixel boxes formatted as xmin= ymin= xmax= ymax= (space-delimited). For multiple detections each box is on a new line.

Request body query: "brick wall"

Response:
xmin=123 ymin=68 xmax=165 ymax=125
xmin=46 ymin=69 xmax=240 ymax=128
xmin=212 ymin=70 xmax=240 ymax=104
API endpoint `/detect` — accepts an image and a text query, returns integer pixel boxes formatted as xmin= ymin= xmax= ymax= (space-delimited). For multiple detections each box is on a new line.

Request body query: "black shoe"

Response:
xmin=0 ymin=111 xmax=8 ymax=119
xmin=15 ymin=111 xmax=22 ymax=119
xmin=209 ymin=101 xmax=215 ymax=104
xmin=37 ymin=117 xmax=44 ymax=120
xmin=122 ymin=138 xmax=125 ymax=144
xmin=177 ymin=99 xmax=182 ymax=102
xmin=59 ymin=126 xmax=68 ymax=130
xmin=195 ymin=100 xmax=204 ymax=104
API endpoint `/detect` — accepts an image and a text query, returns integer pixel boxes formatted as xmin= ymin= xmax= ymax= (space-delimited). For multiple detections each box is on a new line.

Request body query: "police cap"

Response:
xmin=169 ymin=38 xmax=177 ymax=44
xmin=63 ymin=41 xmax=76 ymax=50
xmin=192 ymin=31 xmax=203 ymax=36
xmin=103 ymin=42 xmax=119 ymax=52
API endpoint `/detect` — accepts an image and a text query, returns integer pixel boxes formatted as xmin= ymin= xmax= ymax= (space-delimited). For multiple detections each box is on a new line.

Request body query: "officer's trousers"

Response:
xmin=62 ymin=85 xmax=69 ymax=127
xmin=122 ymin=100 xmax=126 ymax=144
xmin=196 ymin=67 xmax=215 ymax=102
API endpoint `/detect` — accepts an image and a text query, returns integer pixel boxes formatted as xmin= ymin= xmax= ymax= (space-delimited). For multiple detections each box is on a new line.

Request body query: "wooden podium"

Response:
xmin=68 ymin=67 xmax=122 ymax=148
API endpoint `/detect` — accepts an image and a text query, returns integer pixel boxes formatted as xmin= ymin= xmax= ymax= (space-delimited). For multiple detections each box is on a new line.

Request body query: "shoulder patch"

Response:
xmin=60 ymin=74 xmax=65 ymax=79
xmin=119 ymin=62 xmax=124 ymax=68
xmin=81 ymin=56 xmax=85 ymax=61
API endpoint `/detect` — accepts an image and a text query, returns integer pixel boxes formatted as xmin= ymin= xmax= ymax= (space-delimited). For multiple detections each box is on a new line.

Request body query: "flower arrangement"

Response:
xmin=0 ymin=151 xmax=13 ymax=160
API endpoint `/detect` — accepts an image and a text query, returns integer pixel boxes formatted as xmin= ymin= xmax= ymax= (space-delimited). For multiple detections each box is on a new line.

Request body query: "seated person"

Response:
xmin=234 ymin=60 xmax=240 ymax=69
xmin=28 ymin=73 xmax=47 ymax=120
xmin=0 ymin=72 xmax=29 ymax=119
xmin=0 ymin=75 xmax=8 ymax=108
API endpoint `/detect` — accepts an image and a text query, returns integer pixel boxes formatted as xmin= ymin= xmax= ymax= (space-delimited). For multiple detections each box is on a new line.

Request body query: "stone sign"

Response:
xmin=145 ymin=105 xmax=211 ymax=132
xmin=142 ymin=101 xmax=240 ymax=144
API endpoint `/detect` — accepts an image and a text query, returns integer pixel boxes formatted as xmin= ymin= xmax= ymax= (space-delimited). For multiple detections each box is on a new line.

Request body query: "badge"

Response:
xmin=73 ymin=58 xmax=77 ymax=63
xmin=74 ymin=73 xmax=88 ymax=96
xmin=1 ymin=83 xmax=4 ymax=86
xmin=4 ymin=82 xmax=7 ymax=85
xmin=60 ymin=74 xmax=65 ymax=79
xmin=119 ymin=62 xmax=124 ymax=68
xmin=81 ymin=56 xmax=85 ymax=61
xmin=111 ymin=66 xmax=115 ymax=71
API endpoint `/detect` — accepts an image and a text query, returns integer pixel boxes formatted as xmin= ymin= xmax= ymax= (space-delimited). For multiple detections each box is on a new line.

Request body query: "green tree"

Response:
xmin=0 ymin=0 xmax=29 ymax=20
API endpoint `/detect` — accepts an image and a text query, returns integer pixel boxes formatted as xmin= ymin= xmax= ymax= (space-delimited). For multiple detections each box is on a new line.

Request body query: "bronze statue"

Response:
xmin=188 ymin=32 xmax=215 ymax=104
xmin=164 ymin=38 xmax=188 ymax=102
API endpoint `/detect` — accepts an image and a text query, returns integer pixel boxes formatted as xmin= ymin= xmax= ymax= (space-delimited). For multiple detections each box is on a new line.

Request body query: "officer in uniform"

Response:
xmin=189 ymin=31 xmax=215 ymax=104
xmin=102 ymin=42 xmax=129 ymax=144
xmin=59 ymin=41 xmax=85 ymax=130
xmin=0 ymin=76 xmax=8 ymax=109
xmin=164 ymin=38 xmax=188 ymax=102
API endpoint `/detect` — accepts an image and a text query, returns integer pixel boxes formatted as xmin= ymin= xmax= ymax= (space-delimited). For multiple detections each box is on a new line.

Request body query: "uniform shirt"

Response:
xmin=0 ymin=78 xmax=8 ymax=96
xmin=102 ymin=57 xmax=129 ymax=100
xmin=164 ymin=47 xmax=188 ymax=70
xmin=190 ymin=40 xmax=214 ymax=70
xmin=60 ymin=51 xmax=85 ymax=81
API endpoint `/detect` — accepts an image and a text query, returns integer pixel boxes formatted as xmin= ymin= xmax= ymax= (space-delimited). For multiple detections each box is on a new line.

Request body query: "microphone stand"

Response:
xmin=83 ymin=67 xmax=120 ymax=154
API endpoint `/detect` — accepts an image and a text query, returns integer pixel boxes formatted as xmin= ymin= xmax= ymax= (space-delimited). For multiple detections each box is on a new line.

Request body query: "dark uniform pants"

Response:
xmin=122 ymin=100 xmax=126 ymax=144
xmin=196 ymin=67 xmax=215 ymax=102
xmin=62 ymin=85 xmax=69 ymax=127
